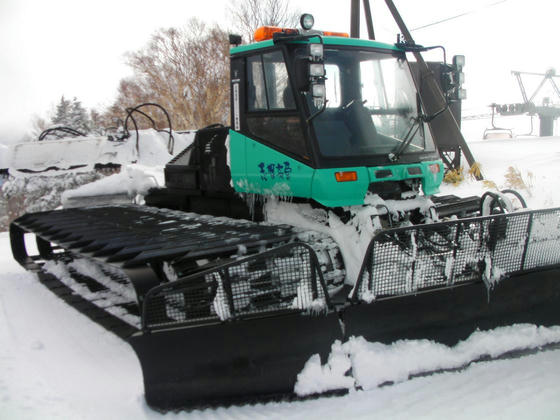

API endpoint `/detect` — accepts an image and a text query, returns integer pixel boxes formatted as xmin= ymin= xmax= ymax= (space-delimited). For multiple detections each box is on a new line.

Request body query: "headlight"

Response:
xmin=300 ymin=14 xmax=315 ymax=30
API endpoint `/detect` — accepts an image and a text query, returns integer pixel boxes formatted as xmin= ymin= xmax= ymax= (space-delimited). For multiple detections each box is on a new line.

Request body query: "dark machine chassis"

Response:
xmin=10 ymin=204 xmax=560 ymax=411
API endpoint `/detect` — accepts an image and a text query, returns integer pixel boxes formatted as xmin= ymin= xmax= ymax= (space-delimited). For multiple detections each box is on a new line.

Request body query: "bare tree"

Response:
xmin=228 ymin=0 xmax=301 ymax=42
xmin=29 ymin=114 xmax=49 ymax=140
xmin=104 ymin=19 xmax=230 ymax=131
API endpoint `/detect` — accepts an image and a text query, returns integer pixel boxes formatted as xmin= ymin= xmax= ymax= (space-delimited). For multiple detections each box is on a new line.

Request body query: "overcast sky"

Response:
xmin=0 ymin=0 xmax=557 ymax=143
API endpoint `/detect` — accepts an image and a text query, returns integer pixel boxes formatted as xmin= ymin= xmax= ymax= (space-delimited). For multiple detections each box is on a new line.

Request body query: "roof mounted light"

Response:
xmin=253 ymin=24 xmax=349 ymax=43
xmin=300 ymin=13 xmax=315 ymax=31
xmin=322 ymin=31 xmax=349 ymax=37
xmin=254 ymin=26 xmax=298 ymax=42
xmin=228 ymin=34 xmax=242 ymax=46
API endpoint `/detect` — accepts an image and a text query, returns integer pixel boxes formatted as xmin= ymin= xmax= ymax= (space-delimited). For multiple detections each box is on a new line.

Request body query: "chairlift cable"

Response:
xmin=411 ymin=0 xmax=510 ymax=32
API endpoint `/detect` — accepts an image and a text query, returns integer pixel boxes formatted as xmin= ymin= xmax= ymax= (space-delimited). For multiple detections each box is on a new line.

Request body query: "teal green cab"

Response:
xmin=230 ymin=131 xmax=443 ymax=207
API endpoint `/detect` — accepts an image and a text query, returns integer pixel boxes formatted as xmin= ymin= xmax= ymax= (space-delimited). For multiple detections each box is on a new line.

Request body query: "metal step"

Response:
xmin=432 ymin=194 xmax=481 ymax=218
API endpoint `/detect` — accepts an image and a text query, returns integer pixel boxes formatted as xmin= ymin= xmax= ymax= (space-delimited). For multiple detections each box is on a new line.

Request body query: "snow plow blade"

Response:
xmin=347 ymin=207 xmax=560 ymax=345
xmin=131 ymin=242 xmax=340 ymax=409
xmin=130 ymin=208 xmax=560 ymax=410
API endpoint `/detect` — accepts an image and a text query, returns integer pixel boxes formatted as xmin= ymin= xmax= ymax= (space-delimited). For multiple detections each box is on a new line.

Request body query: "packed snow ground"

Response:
xmin=1 ymin=135 xmax=560 ymax=419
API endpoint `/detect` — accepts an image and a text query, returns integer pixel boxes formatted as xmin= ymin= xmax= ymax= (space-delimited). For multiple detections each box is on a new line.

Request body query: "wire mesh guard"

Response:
xmin=142 ymin=243 xmax=330 ymax=331
xmin=354 ymin=208 xmax=560 ymax=302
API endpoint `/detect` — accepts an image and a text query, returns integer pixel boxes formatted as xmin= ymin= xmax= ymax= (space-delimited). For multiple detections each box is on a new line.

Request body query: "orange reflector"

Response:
xmin=335 ymin=171 xmax=358 ymax=182
xmin=323 ymin=31 xmax=350 ymax=38
xmin=254 ymin=26 xmax=298 ymax=42
xmin=428 ymin=163 xmax=441 ymax=174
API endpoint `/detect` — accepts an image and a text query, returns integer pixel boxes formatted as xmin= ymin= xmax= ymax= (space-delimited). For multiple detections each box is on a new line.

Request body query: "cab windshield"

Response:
xmin=305 ymin=47 xmax=435 ymax=158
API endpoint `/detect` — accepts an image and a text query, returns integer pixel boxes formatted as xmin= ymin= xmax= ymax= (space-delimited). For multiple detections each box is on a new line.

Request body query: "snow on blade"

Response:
xmin=294 ymin=342 xmax=355 ymax=396
xmin=295 ymin=324 xmax=560 ymax=396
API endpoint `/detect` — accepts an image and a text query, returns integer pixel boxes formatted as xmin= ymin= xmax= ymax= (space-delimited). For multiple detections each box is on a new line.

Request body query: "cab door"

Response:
xmin=241 ymin=49 xmax=314 ymax=198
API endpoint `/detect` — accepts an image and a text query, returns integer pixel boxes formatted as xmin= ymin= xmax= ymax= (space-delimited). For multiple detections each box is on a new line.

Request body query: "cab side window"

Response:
xmin=247 ymin=51 xmax=296 ymax=111
xmin=247 ymin=55 xmax=267 ymax=111
xmin=246 ymin=50 xmax=308 ymax=160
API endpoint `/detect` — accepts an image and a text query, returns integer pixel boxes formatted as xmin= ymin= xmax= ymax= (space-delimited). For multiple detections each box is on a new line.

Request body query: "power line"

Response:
xmin=411 ymin=0 xmax=510 ymax=32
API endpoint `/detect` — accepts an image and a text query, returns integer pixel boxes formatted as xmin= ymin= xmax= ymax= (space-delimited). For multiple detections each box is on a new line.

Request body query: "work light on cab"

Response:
xmin=300 ymin=13 xmax=315 ymax=30
xmin=253 ymin=14 xmax=349 ymax=42
xmin=309 ymin=43 xmax=324 ymax=61
xmin=310 ymin=63 xmax=325 ymax=77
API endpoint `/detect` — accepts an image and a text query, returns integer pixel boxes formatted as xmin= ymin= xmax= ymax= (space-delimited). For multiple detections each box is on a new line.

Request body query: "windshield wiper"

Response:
xmin=388 ymin=88 xmax=448 ymax=162
xmin=387 ymin=115 xmax=422 ymax=162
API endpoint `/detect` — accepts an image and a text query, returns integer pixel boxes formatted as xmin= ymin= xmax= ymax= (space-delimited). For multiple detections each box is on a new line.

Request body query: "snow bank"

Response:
xmin=0 ymin=143 xmax=9 ymax=169
xmin=295 ymin=324 xmax=560 ymax=396
xmin=441 ymin=136 xmax=560 ymax=210
xmin=1 ymin=172 xmax=103 ymax=223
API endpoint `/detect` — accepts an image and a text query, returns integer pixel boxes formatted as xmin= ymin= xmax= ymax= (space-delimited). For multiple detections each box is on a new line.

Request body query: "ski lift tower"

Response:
xmin=493 ymin=69 xmax=560 ymax=136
